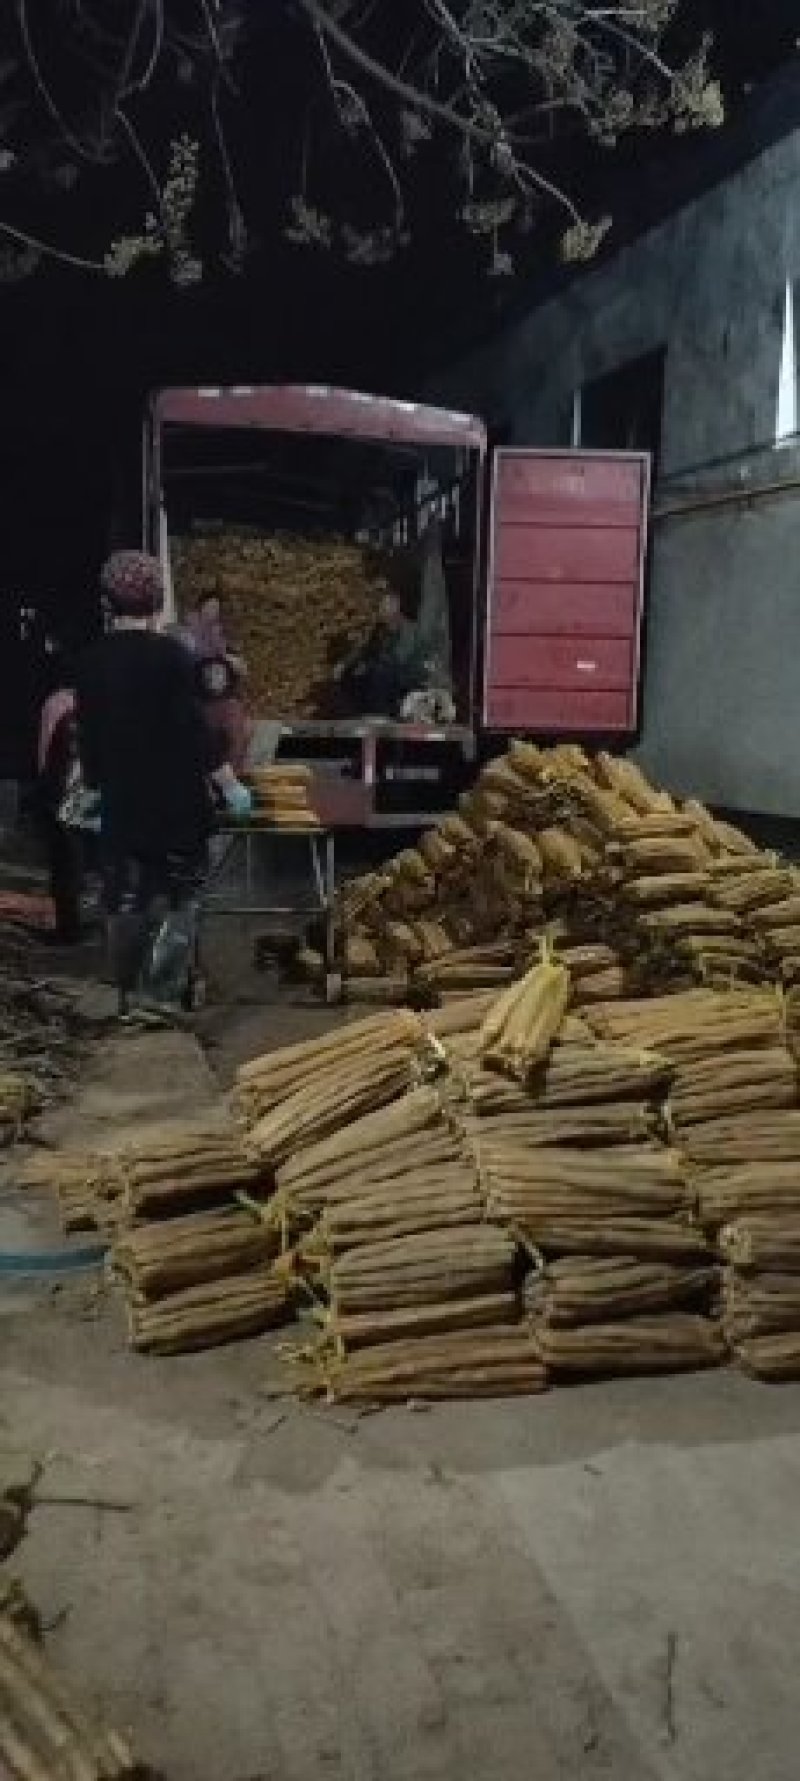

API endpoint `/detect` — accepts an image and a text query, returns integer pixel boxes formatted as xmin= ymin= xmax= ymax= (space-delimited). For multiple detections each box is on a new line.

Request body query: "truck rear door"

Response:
xmin=482 ymin=449 xmax=650 ymax=736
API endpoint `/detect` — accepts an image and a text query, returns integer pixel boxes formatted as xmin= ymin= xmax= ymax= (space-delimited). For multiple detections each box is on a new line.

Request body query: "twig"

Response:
xmin=34 ymin=1492 xmax=136 ymax=1514
xmin=662 ymin=1630 xmax=678 ymax=1744
xmin=299 ymin=0 xmax=583 ymax=223
xmin=16 ymin=0 xmax=107 ymax=162
xmin=0 ymin=218 xmax=108 ymax=272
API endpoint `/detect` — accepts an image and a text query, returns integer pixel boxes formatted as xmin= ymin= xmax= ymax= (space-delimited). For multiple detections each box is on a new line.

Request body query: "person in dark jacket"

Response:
xmin=75 ymin=550 xmax=250 ymax=1010
xmin=333 ymin=590 xmax=427 ymax=717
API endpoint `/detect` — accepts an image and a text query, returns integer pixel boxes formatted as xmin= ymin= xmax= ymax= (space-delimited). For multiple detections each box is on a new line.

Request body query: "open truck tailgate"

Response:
xmin=483 ymin=449 xmax=650 ymax=736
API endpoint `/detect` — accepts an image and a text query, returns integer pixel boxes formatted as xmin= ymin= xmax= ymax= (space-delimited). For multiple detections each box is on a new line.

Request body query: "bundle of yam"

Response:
xmin=23 ymin=1114 xmax=293 ymax=1355
xmin=529 ymin=1254 xmax=722 ymax=1376
xmin=18 ymin=1146 xmax=127 ymax=1234
xmin=245 ymin=764 xmax=319 ymax=828
xmin=0 ymin=1072 xmax=39 ymax=1141
xmin=110 ymin=1121 xmax=261 ymax=1222
xmin=535 ymin=1313 xmax=724 ymax=1376
xmin=112 ymin=1206 xmax=280 ymax=1299
xmin=329 ymin=742 xmax=791 ymax=997
xmin=108 ymin=1196 xmax=291 ymax=1357
xmin=0 ymin=1610 xmax=149 ymax=1779
xmin=172 ymin=528 xmax=390 ymax=717
xmin=22 ymin=1118 xmax=260 ymax=1236
xmin=233 ymin=1009 xmax=423 ymax=1154
xmin=309 ymin=1325 xmax=548 ymax=1402
xmin=320 ymin=1225 xmax=519 ymax=1354
xmin=101 ymin=1126 xmax=288 ymax=1354
xmin=123 ymin=1267 xmax=290 ymax=1355
xmin=720 ymin=1216 xmax=800 ymax=1379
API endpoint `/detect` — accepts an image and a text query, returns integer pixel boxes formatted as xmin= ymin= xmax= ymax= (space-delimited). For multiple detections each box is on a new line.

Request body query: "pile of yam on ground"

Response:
xmin=22 ymin=739 xmax=800 ymax=1394
xmin=23 ymin=965 xmax=800 ymax=1391
xmin=171 ymin=527 xmax=390 ymax=717
xmin=227 ymin=965 xmax=799 ymax=1400
xmin=327 ymin=742 xmax=795 ymax=994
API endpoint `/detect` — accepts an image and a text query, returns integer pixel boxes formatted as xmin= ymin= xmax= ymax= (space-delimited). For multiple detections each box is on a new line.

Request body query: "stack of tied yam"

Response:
xmin=583 ymin=987 xmax=800 ymax=1379
xmin=246 ymin=764 xmax=320 ymax=828
xmin=720 ymin=1214 xmax=800 ymax=1380
xmin=171 ymin=527 xmax=390 ymax=718
xmin=331 ymin=742 xmax=780 ymax=997
xmin=230 ymin=998 xmax=545 ymax=1400
xmin=227 ymin=966 xmax=733 ymax=1400
xmin=438 ymin=965 xmax=723 ymax=1379
xmin=707 ymin=855 xmax=800 ymax=986
xmin=104 ymin=1119 xmax=291 ymax=1353
xmin=30 ymin=1117 xmax=292 ymax=1354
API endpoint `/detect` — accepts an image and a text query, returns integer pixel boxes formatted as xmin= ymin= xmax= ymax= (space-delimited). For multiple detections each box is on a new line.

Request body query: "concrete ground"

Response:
xmin=3 ymin=1004 xmax=800 ymax=1780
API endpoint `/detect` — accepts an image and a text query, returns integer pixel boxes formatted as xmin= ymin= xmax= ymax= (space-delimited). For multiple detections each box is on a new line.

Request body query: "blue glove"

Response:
xmin=224 ymin=780 xmax=253 ymax=818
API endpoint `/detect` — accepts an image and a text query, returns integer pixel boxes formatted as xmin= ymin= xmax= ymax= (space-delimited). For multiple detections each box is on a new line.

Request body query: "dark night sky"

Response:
xmin=0 ymin=0 xmax=797 ymax=636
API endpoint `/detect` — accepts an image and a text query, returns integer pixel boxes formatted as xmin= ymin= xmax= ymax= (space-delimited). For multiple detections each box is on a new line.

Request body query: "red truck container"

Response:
xmin=143 ymin=385 xmax=650 ymax=825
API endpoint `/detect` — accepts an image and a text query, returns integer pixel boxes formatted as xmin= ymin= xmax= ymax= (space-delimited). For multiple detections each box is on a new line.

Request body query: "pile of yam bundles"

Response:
xmin=330 ymin=741 xmax=800 ymax=995
xmin=28 ymin=941 xmax=800 ymax=1395
xmin=227 ymin=967 xmax=800 ymax=1398
xmin=171 ymin=528 xmax=389 ymax=717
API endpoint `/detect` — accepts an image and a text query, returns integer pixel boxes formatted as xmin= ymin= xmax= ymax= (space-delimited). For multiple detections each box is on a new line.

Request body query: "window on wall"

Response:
xmin=574 ymin=347 xmax=666 ymax=476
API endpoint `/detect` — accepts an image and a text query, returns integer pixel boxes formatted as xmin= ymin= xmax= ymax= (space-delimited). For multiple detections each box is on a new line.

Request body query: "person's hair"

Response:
xmin=100 ymin=550 xmax=164 ymax=618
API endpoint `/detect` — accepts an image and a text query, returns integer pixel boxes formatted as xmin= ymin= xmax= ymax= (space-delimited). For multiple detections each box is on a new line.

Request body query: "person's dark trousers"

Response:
xmin=44 ymin=815 xmax=83 ymax=943
xmin=102 ymin=850 xmax=205 ymax=1011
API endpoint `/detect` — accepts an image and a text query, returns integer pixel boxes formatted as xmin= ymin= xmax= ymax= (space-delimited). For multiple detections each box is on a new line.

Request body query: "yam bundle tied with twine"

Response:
xmin=0 ymin=1071 xmax=40 ymax=1141
xmin=171 ymin=527 xmax=392 ymax=718
xmin=327 ymin=741 xmax=795 ymax=998
xmin=719 ymin=1213 xmax=800 ymax=1380
xmin=100 ymin=1119 xmax=292 ymax=1355
xmin=245 ymin=764 xmax=319 ymax=829
xmin=18 ymin=1146 xmax=127 ymax=1234
xmin=0 ymin=1609 xmax=149 ymax=1780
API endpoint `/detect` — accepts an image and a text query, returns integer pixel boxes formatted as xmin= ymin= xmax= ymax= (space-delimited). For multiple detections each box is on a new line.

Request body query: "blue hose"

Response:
xmin=0 ymin=1242 xmax=107 ymax=1277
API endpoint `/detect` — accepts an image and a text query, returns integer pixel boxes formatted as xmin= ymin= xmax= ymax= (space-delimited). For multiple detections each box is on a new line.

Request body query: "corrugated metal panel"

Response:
xmin=151 ymin=385 xmax=487 ymax=452
xmin=483 ymin=449 xmax=650 ymax=736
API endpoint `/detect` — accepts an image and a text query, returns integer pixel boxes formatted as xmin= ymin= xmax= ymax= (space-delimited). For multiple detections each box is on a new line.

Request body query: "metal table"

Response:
xmin=199 ymin=821 xmax=338 ymax=997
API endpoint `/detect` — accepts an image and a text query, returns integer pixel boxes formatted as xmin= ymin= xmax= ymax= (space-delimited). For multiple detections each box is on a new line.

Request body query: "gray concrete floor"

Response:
xmin=3 ymin=1016 xmax=800 ymax=1781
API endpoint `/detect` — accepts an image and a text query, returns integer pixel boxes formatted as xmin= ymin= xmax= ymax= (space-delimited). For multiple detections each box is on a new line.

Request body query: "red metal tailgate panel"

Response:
xmin=495 ymin=523 xmax=640 ymax=584
xmin=489 ymin=634 xmax=633 ymax=690
xmin=483 ymin=449 xmax=650 ymax=737
xmin=492 ymin=581 xmax=637 ymax=636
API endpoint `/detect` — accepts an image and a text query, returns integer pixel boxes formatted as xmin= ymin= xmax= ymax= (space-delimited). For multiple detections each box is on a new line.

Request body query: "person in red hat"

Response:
xmin=74 ymin=550 xmax=251 ymax=1010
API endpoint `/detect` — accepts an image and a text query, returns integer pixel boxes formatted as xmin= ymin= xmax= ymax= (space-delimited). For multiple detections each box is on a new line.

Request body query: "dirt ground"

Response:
xmin=4 ymin=983 xmax=800 ymax=1780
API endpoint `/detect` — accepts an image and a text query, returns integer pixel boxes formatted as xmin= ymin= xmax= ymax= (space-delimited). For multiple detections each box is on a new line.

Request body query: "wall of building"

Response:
xmin=428 ymin=130 xmax=800 ymax=816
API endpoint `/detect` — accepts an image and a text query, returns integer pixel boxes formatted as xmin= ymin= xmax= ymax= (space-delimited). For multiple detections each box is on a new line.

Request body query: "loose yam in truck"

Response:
xmin=143 ymin=384 xmax=650 ymax=825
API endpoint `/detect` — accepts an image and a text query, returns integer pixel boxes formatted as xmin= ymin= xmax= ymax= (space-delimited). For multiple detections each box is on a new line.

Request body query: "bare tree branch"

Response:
xmin=2 ymin=0 xmax=723 ymax=283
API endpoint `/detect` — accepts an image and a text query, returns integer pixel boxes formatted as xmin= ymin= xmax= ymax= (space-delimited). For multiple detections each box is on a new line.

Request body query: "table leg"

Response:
xmin=324 ymin=831 xmax=336 ymax=980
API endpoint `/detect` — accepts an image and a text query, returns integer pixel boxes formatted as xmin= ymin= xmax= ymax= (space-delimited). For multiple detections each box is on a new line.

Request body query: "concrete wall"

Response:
xmin=428 ymin=130 xmax=800 ymax=816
